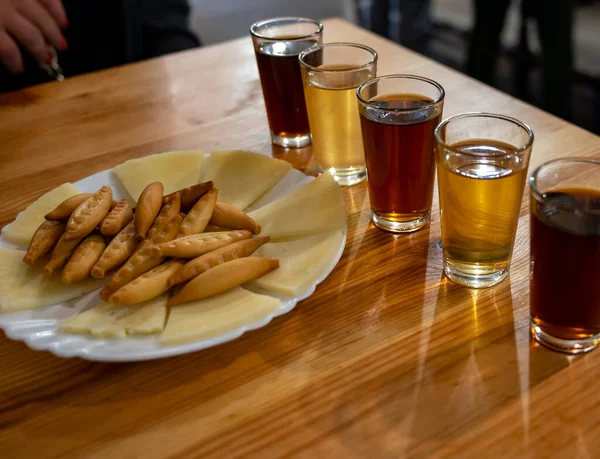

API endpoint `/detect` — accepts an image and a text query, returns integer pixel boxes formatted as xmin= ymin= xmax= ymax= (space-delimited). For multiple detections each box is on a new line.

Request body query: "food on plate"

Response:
xmin=146 ymin=194 xmax=181 ymax=243
xmin=209 ymin=202 xmax=260 ymax=234
xmin=91 ymin=221 xmax=139 ymax=279
xmin=202 ymin=150 xmax=291 ymax=210
xmin=164 ymin=181 xmax=213 ymax=212
xmin=23 ymin=220 xmax=66 ymax=265
xmin=100 ymin=243 xmax=165 ymax=301
xmin=249 ymin=172 xmax=346 ymax=239
xmin=113 ymin=150 xmax=204 ymax=201
xmin=2 ymin=183 xmax=80 ymax=244
xmin=100 ymin=198 xmax=133 ymax=237
xmin=45 ymin=193 xmax=93 ymax=221
xmin=160 ymin=287 xmax=281 ymax=345
xmin=134 ymin=182 xmax=163 ymax=240
xmin=0 ymin=248 xmax=104 ymax=312
xmin=60 ymin=295 xmax=168 ymax=338
xmin=178 ymin=187 xmax=218 ymax=236
xmin=65 ymin=186 xmax=113 ymax=241
xmin=44 ymin=233 xmax=83 ymax=275
xmin=249 ymin=231 xmax=344 ymax=296
xmin=168 ymin=257 xmax=279 ymax=306
xmin=157 ymin=230 xmax=251 ymax=258
xmin=61 ymin=234 xmax=107 ymax=284
xmin=108 ymin=259 xmax=184 ymax=305
xmin=169 ymin=236 xmax=270 ymax=286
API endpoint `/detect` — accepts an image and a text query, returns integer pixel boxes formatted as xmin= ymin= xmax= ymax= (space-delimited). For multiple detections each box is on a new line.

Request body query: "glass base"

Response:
xmin=318 ymin=165 xmax=367 ymax=186
xmin=443 ymin=261 xmax=508 ymax=288
xmin=371 ymin=210 xmax=430 ymax=233
xmin=530 ymin=318 xmax=600 ymax=354
xmin=271 ymin=132 xmax=311 ymax=148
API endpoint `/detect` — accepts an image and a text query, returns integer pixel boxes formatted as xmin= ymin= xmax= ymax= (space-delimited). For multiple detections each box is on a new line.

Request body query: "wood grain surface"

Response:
xmin=1 ymin=18 xmax=599 ymax=459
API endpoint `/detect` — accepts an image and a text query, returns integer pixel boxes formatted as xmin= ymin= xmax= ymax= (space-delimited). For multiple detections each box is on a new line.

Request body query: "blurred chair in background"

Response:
xmin=467 ymin=0 xmax=574 ymax=120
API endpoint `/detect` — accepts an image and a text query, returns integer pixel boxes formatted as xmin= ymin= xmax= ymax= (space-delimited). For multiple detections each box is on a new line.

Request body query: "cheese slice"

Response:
xmin=0 ymin=248 xmax=104 ymax=313
xmin=203 ymin=150 xmax=292 ymax=210
xmin=248 ymin=173 xmax=346 ymax=239
xmin=160 ymin=287 xmax=281 ymax=345
xmin=2 ymin=183 xmax=80 ymax=245
xmin=248 ymin=231 xmax=344 ymax=296
xmin=113 ymin=151 xmax=205 ymax=202
xmin=60 ymin=296 xmax=167 ymax=338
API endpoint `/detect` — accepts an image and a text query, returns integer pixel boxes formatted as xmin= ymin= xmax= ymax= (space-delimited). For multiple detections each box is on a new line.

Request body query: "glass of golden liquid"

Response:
xmin=299 ymin=43 xmax=378 ymax=186
xmin=435 ymin=113 xmax=534 ymax=288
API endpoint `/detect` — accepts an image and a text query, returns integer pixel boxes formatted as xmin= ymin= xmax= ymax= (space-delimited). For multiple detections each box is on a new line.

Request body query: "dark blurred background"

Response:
xmin=189 ymin=0 xmax=600 ymax=134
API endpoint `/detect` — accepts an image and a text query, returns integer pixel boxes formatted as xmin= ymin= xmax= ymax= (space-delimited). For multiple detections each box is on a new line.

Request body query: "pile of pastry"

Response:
xmin=22 ymin=181 xmax=279 ymax=307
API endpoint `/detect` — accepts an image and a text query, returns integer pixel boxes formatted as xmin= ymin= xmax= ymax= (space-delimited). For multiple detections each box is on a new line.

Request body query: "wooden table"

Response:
xmin=1 ymin=18 xmax=599 ymax=458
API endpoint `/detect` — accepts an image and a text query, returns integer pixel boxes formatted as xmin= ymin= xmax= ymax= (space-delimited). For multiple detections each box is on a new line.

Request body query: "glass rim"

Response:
xmin=529 ymin=157 xmax=600 ymax=202
xmin=250 ymin=16 xmax=323 ymax=41
xmin=356 ymin=74 xmax=445 ymax=110
xmin=298 ymin=42 xmax=378 ymax=73
xmin=434 ymin=112 xmax=534 ymax=157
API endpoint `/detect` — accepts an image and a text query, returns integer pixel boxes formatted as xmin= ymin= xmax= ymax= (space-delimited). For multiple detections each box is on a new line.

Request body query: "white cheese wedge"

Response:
xmin=203 ymin=150 xmax=292 ymax=210
xmin=160 ymin=287 xmax=281 ymax=345
xmin=2 ymin=183 xmax=80 ymax=245
xmin=0 ymin=248 xmax=104 ymax=313
xmin=113 ymin=151 xmax=205 ymax=202
xmin=60 ymin=295 xmax=167 ymax=338
xmin=248 ymin=231 xmax=344 ymax=296
xmin=248 ymin=172 xmax=346 ymax=239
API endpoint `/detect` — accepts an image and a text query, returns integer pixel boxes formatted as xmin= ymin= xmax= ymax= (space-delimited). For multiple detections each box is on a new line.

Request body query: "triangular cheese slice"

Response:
xmin=113 ymin=151 xmax=205 ymax=202
xmin=160 ymin=287 xmax=280 ymax=345
xmin=203 ymin=150 xmax=292 ymax=210
xmin=248 ymin=231 xmax=344 ymax=296
xmin=60 ymin=296 xmax=167 ymax=338
xmin=2 ymin=183 xmax=80 ymax=245
xmin=248 ymin=173 xmax=346 ymax=239
xmin=0 ymin=248 xmax=104 ymax=312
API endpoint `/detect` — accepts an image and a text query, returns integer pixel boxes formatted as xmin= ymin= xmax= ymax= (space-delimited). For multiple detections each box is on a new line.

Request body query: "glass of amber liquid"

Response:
xmin=357 ymin=75 xmax=445 ymax=232
xmin=529 ymin=159 xmax=600 ymax=354
xmin=435 ymin=113 xmax=534 ymax=288
xmin=251 ymin=17 xmax=323 ymax=148
xmin=299 ymin=43 xmax=377 ymax=186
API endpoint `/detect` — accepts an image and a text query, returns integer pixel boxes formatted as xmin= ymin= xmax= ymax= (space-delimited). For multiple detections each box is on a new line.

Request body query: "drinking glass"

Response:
xmin=357 ymin=75 xmax=445 ymax=232
xmin=529 ymin=158 xmax=600 ymax=353
xmin=435 ymin=113 xmax=534 ymax=288
xmin=251 ymin=17 xmax=323 ymax=148
xmin=299 ymin=43 xmax=377 ymax=186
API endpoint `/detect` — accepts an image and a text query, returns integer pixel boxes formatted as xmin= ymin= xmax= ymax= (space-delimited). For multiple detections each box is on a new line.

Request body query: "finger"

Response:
xmin=17 ymin=0 xmax=66 ymax=50
xmin=6 ymin=14 xmax=48 ymax=64
xmin=39 ymin=0 xmax=68 ymax=29
xmin=0 ymin=31 xmax=24 ymax=74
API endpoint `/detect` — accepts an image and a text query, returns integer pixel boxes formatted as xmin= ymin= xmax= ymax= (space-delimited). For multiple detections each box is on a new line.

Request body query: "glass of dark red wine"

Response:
xmin=250 ymin=17 xmax=323 ymax=148
xmin=529 ymin=158 xmax=600 ymax=354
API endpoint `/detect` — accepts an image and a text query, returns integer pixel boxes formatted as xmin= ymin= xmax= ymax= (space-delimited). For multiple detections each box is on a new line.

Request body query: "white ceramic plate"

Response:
xmin=0 ymin=154 xmax=347 ymax=362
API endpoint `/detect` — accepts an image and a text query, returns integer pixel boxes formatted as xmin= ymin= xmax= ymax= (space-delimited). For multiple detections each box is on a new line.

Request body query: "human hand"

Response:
xmin=0 ymin=0 xmax=68 ymax=74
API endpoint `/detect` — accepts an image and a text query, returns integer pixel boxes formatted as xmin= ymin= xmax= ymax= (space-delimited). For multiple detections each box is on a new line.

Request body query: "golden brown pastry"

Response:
xmin=61 ymin=234 xmax=106 ymax=284
xmin=147 ymin=193 xmax=181 ymax=244
xmin=45 ymin=193 xmax=93 ymax=221
xmin=23 ymin=220 xmax=66 ymax=265
xmin=157 ymin=230 xmax=251 ymax=258
xmin=169 ymin=236 xmax=270 ymax=285
xmin=65 ymin=186 xmax=113 ymax=241
xmin=178 ymin=187 xmax=218 ymax=236
xmin=91 ymin=220 xmax=139 ymax=279
xmin=168 ymin=257 xmax=279 ymax=306
xmin=100 ymin=198 xmax=133 ymax=237
xmin=209 ymin=202 xmax=260 ymax=234
xmin=99 ymin=215 xmax=181 ymax=300
xmin=163 ymin=181 xmax=214 ymax=213
xmin=135 ymin=182 xmax=163 ymax=240
xmin=108 ymin=259 xmax=184 ymax=305
xmin=44 ymin=233 xmax=83 ymax=275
